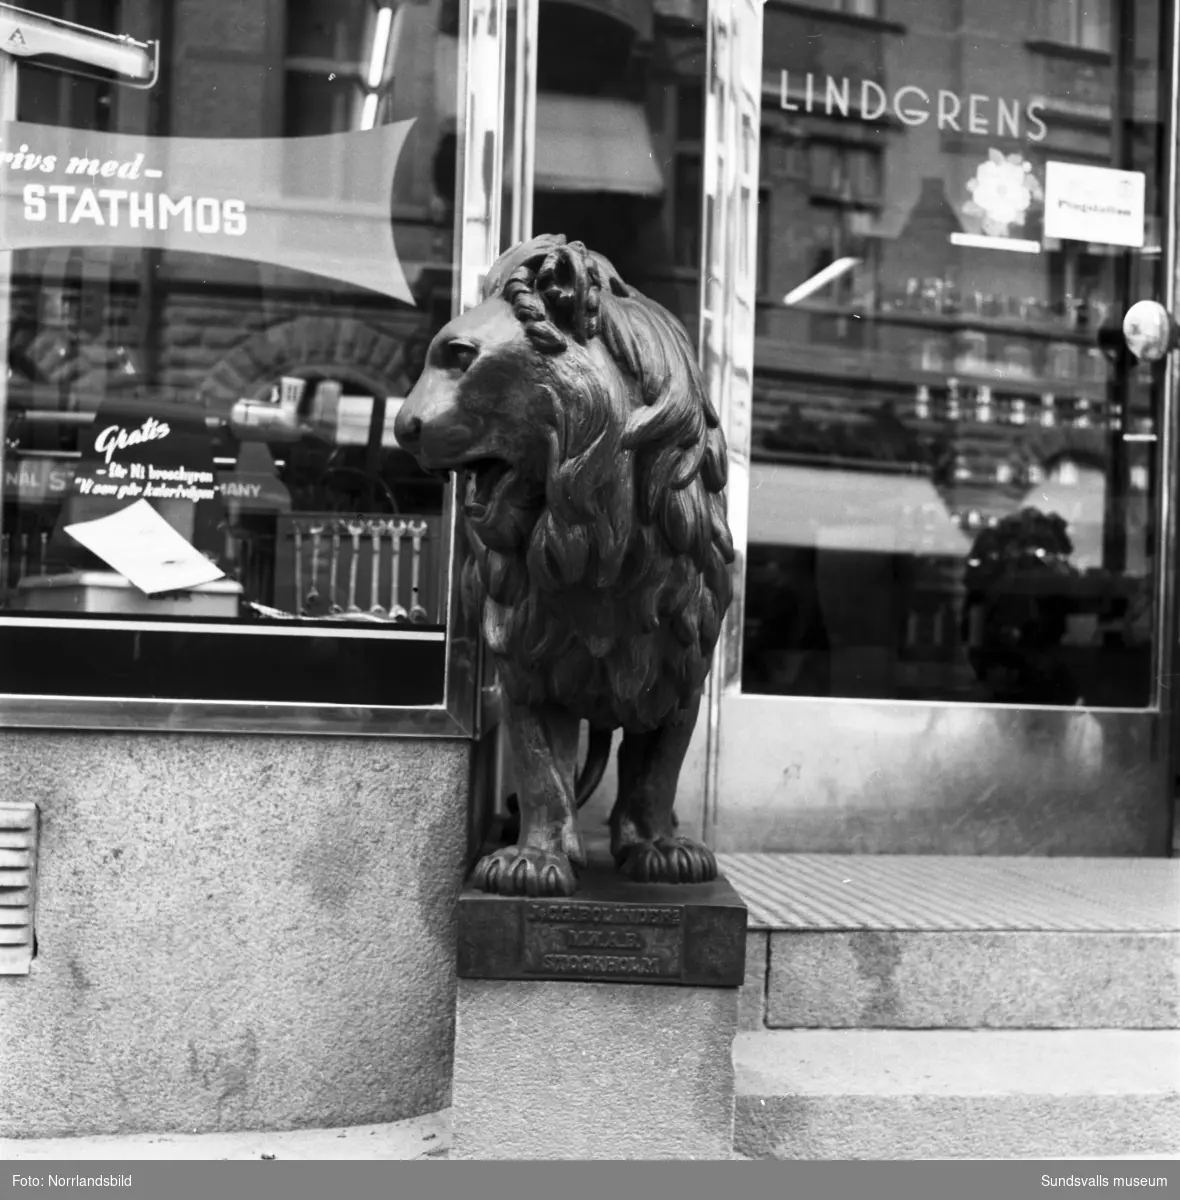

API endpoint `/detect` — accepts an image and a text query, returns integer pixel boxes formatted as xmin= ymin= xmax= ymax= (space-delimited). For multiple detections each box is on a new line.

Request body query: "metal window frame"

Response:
xmin=0 ymin=0 xmax=510 ymax=739
xmin=699 ymin=0 xmax=763 ymax=835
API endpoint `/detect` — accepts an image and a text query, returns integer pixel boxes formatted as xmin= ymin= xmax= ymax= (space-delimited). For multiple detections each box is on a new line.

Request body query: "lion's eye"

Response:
xmin=447 ymin=339 xmax=479 ymax=373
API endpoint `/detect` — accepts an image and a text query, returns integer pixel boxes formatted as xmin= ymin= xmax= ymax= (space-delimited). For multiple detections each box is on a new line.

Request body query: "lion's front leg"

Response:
xmin=473 ymin=703 xmax=585 ymax=896
xmin=610 ymin=691 xmax=717 ymax=884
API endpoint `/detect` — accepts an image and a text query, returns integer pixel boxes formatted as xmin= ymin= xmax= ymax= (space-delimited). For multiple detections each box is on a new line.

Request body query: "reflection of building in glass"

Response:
xmin=736 ymin=0 xmax=1159 ymax=708
xmin=524 ymin=0 xmax=706 ymax=333
xmin=5 ymin=0 xmax=457 ymax=626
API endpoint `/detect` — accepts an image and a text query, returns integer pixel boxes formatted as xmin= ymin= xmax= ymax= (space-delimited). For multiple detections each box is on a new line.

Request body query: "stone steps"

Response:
xmin=720 ymin=853 xmax=1180 ymax=1158
xmin=741 ymin=927 xmax=1180 ymax=1029
xmin=722 ymin=854 xmax=1180 ymax=1030
xmin=733 ymin=1029 xmax=1180 ymax=1159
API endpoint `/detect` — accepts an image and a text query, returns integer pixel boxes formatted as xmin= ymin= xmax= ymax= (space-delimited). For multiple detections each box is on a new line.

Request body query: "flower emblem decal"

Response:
xmin=963 ymin=149 xmax=1043 ymax=237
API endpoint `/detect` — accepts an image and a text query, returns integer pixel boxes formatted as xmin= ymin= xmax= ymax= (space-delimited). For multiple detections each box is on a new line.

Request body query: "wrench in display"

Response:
xmin=293 ymin=522 xmax=305 ymax=615
xmin=306 ymin=523 xmax=324 ymax=611
xmin=387 ymin=519 xmax=408 ymax=622
xmin=345 ymin=519 xmax=366 ymax=614
xmin=367 ymin=520 xmax=386 ymax=616
xmin=328 ymin=521 xmax=343 ymax=614
xmin=406 ymin=519 xmax=429 ymax=624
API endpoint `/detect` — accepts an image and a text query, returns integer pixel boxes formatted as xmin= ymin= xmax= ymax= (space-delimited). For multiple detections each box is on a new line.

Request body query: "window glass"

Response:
xmin=0 ymin=0 xmax=461 ymax=707
xmin=1043 ymin=0 xmax=1113 ymax=52
xmin=743 ymin=0 xmax=1165 ymax=708
xmin=530 ymin=0 xmax=707 ymax=339
xmin=791 ymin=0 xmax=880 ymax=16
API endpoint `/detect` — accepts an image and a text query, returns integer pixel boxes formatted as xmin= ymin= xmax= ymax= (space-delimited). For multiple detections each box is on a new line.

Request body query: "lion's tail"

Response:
xmin=575 ymin=725 xmax=614 ymax=809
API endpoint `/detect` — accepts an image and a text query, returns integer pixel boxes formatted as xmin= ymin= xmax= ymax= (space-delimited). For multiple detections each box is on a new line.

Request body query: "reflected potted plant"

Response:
xmin=960 ymin=506 xmax=1080 ymax=705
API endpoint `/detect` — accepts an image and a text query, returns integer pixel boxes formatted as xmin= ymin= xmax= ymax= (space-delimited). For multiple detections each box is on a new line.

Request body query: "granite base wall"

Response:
xmin=0 ymin=731 xmax=472 ymax=1139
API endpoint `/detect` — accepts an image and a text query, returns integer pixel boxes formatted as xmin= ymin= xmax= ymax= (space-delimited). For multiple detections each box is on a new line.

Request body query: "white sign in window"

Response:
xmin=1043 ymin=161 xmax=1146 ymax=248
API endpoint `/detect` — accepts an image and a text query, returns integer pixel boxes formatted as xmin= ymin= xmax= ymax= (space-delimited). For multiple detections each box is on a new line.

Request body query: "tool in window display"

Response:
xmin=366 ymin=520 xmax=385 ymax=616
xmin=387 ymin=519 xmax=408 ymax=623
xmin=306 ymin=522 xmax=324 ymax=611
xmin=345 ymin=519 xmax=366 ymax=614
xmin=393 ymin=235 xmax=735 ymax=897
xmin=406 ymin=519 xmax=429 ymax=624
xmin=328 ymin=521 xmax=343 ymax=615
xmin=292 ymin=522 xmax=306 ymax=616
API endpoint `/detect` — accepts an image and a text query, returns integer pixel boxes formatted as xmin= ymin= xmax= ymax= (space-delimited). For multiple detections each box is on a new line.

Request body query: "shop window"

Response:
xmin=0 ymin=0 xmax=476 ymax=717
xmin=741 ymin=0 xmax=1165 ymax=709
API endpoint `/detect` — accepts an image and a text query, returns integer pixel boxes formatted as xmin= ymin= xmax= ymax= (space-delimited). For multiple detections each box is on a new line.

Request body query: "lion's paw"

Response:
xmin=472 ymin=845 xmax=578 ymax=897
xmin=614 ymin=836 xmax=717 ymax=884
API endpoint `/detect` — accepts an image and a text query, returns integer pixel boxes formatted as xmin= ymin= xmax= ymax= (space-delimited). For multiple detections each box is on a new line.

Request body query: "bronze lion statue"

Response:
xmin=394 ymin=235 xmax=734 ymax=897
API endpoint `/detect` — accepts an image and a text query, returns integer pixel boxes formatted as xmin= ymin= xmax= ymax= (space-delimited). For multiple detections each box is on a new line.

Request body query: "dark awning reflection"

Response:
xmin=532 ymin=93 xmax=664 ymax=197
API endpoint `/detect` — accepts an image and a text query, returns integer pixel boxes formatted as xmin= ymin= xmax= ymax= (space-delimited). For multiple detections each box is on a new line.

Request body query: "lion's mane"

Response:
xmin=462 ymin=235 xmax=735 ymax=733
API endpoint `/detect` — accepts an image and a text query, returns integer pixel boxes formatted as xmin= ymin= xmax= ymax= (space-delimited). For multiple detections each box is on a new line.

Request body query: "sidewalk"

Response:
xmin=1 ymin=1109 xmax=452 ymax=1161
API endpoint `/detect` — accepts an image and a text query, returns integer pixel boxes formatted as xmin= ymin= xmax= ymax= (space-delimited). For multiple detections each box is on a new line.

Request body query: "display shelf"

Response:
xmin=807 ymin=191 xmax=885 ymax=211
xmin=751 ymin=448 xmax=930 ymax=475
xmin=757 ymin=297 xmax=1108 ymax=347
xmin=754 ymin=338 xmax=1110 ymax=401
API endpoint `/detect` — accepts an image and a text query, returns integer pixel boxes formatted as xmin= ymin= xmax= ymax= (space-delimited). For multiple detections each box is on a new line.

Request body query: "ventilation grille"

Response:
xmin=0 ymin=802 xmax=38 ymax=975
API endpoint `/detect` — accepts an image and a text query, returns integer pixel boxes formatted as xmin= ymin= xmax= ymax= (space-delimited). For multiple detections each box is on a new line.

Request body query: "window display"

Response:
xmin=0 ymin=0 xmax=479 ymax=712
xmin=740 ymin=0 xmax=1166 ymax=708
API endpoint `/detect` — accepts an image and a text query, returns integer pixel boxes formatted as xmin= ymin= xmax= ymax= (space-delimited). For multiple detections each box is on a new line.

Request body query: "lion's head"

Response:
xmin=395 ymin=234 xmax=734 ymax=730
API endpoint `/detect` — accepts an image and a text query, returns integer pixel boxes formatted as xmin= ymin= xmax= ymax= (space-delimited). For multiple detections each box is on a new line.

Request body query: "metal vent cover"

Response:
xmin=0 ymin=802 xmax=38 ymax=975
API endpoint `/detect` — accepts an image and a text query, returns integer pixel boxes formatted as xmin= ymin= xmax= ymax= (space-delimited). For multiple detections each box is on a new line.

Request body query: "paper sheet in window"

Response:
xmin=63 ymin=500 xmax=226 ymax=595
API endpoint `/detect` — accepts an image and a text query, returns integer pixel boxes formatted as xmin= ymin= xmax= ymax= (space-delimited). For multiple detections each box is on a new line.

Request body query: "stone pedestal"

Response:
xmin=449 ymin=849 xmax=747 ymax=1159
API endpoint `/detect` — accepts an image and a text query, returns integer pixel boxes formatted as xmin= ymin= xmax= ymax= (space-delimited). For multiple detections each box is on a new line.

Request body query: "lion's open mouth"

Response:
xmin=463 ymin=458 xmax=512 ymax=511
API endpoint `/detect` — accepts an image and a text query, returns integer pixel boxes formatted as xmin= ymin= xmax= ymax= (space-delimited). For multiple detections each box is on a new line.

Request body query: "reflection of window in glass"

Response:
xmin=285 ymin=0 xmax=401 ymax=134
xmin=1043 ymin=0 xmax=1112 ymax=50
xmin=14 ymin=0 xmax=120 ymax=129
xmin=808 ymin=141 xmax=881 ymax=205
xmin=674 ymin=155 xmax=703 ymax=269
xmin=671 ymin=83 xmax=704 ymax=271
xmin=791 ymin=0 xmax=879 ymax=16
xmin=536 ymin=2 xmax=636 ymax=96
xmin=677 ymin=84 xmax=704 ymax=142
